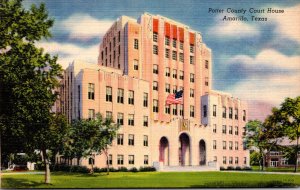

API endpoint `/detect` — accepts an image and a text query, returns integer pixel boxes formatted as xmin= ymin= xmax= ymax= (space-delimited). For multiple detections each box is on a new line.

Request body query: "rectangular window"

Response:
xmin=128 ymin=155 xmax=134 ymax=165
xmin=144 ymin=155 xmax=149 ymax=165
xmin=235 ymin=157 xmax=239 ymax=164
xmin=235 ymin=126 xmax=239 ymax=135
xmin=213 ymin=140 xmax=217 ymax=149
xmin=214 ymin=156 xmax=217 ymax=162
xmin=229 ymin=141 xmax=233 ymax=150
xmin=153 ymin=81 xmax=158 ymax=91
xmin=128 ymin=134 xmax=134 ymax=146
xmin=108 ymin=154 xmax=112 ymax=165
xmin=109 ymin=42 xmax=111 ymax=52
xmin=143 ymin=116 xmax=148 ymax=127
xmin=244 ymin=157 xmax=247 ymax=165
xmin=165 ymin=67 xmax=170 ymax=77
xmin=165 ymin=49 xmax=170 ymax=58
xmin=223 ymin=156 xmax=227 ymax=164
xmin=222 ymin=106 xmax=226 ymax=118
xmin=165 ymin=83 xmax=170 ymax=93
xmin=235 ymin=141 xmax=239 ymax=150
xmin=128 ymin=114 xmax=134 ymax=126
xmin=180 ymin=42 xmax=183 ymax=50
xmin=203 ymin=105 xmax=207 ymax=117
xmin=190 ymin=56 xmax=194 ymax=64
xmin=172 ymin=39 xmax=177 ymax=48
xmin=243 ymin=127 xmax=246 ymax=136
xmin=179 ymin=104 xmax=184 ymax=116
xmin=128 ymin=90 xmax=134 ymax=105
xmin=117 ymin=155 xmax=124 ymax=165
xmin=118 ymin=45 xmax=120 ymax=54
xmin=106 ymin=111 xmax=112 ymax=119
xmin=190 ymin=45 xmax=194 ymax=53
xmin=229 ymin=126 xmax=233 ymax=134
xmin=134 ymin=59 xmax=138 ymax=70
xmin=101 ymin=51 xmax=104 ymax=60
xmin=205 ymin=60 xmax=209 ymax=69
xmin=113 ymin=37 xmax=116 ymax=47
xmin=205 ymin=77 xmax=209 ymax=86
xmin=179 ymin=70 xmax=184 ymax=80
xmin=234 ymin=109 xmax=238 ymax=120
xmin=179 ymin=53 xmax=184 ymax=62
xmin=165 ymin=37 xmax=170 ymax=46
xmin=190 ymin=73 xmax=195 ymax=83
xmin=117 ymin=88 xmax=124 ymax=104
xmin=172 ymin=85 xmax=177 ymax=94
xmin=172 ymin=69 xmax=177 ymax=79
xmin=134 ymin=39 xmax=139 ymax=49
xmin=106 ymin=86 xmax=112 ymax=102
xmin=229 ymin=107 xmax=233 ymax=119
xmin=153 ymin=64 xmax=158 ymax=74
xmin=88 ymin=109 xmax=95 ymax=120
xmin=223 ymin=141 xmax=226 ymax=150
xmin=164 ymin=105 xmax=170 ymax=114
xmin=213 ymin=124 xmax=217 ymax=133
xmin=172 ymin=51 xmax=177 ymax=60
xmin=229 ymin=157 xmax=233 ymax=164
xmin=172 ymin=105 xmax=178 ymax=115
xmin=88 ymin=83 xmax=95 ymax=100
xmin=153 ymin=32 xmax=158 ymax=42
xmin=117 ymin=113 xmax=124 ymax=125
xmin=222 ymin=125 xmax=226 ymax=134
xmin=153 ymin=45 xmax=158 ymax=55
xmin=190 ymin=105 xmax=195 ymax=117
xmin=153 ymin=99 xmax=159 ymax=113
xmin=118 ymin=31 xmax=121 ymax=42
xmin=213 ymin=105 xmax=217 ymax=117
xmin=117 ymin=134 xmax=124 ymax=145
xmin=143 ymin=93 xmax=148 ymax=107
xmin=113 ymin=50 xmax=115 ymax=59
xmin=190 ymin=88 xmax=194 ymax=97
xmin=243 ymin=110 xmax=246 ymax=121
xmin=143 ymin=135 xmax=148 ymax=146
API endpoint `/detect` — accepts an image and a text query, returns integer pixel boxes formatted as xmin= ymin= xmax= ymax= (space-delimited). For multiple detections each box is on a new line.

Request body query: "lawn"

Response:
xmin=1 ymin=171 xmax=300 ymax=188
xmin=252 ymin=165 xmax=300 ymax=172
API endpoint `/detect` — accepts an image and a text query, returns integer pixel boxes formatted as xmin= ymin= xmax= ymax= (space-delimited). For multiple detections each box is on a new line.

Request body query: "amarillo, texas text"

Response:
xmin=208 ymin=8 xmax=284 ymax=21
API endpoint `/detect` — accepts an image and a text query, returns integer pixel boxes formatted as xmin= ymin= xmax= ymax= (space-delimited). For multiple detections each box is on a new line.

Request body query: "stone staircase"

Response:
xmin=159 ymin=165 xmax=219 ymax=172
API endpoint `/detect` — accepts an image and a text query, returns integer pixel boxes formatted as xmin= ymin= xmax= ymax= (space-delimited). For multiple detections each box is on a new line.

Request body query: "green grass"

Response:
xmin=252 ymin=165 xmax=300 ymax=172
xmin=1 ymin=171 xmax=300 ymax=188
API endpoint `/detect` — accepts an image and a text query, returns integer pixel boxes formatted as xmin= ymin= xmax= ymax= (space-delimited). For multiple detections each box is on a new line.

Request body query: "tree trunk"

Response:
xmin=42 ymin=149 xmax=51 ymax=184
xmin=295 ymin=134 xmax=299 ymax=173
xmin=105 ymin=150 xmax=109 ymax=175
xmin=77 ymin=156 xmax=80 ymax=166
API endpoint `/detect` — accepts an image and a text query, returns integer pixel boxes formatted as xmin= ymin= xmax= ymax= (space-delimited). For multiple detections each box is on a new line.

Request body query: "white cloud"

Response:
xmin=58 ymin=14 xmax=114 ymax=41
xmin=208 ymin=13 xmax=259 ymax=38
xmin=37 ymin=41 xmax=99 ymax=69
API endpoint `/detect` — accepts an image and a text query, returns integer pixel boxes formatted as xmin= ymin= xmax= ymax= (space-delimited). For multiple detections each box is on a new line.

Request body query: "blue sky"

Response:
xmin=24 ymin=0 xmax=300 ymax=107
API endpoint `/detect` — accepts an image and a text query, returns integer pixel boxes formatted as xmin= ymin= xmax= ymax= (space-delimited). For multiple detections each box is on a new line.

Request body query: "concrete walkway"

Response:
xmin=222 ymin=170 xmax=300 ymax=175
xmin=0 ymin=171 xmax=44 ymax=175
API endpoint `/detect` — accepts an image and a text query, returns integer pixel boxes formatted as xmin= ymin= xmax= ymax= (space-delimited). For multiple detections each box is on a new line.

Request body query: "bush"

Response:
xmin=227 ymin=166 xmax=235 ymax=170
xmin=109 ymin=167 xmax=117 ymax=172
xmin=243 ymin=166 xmax=252 ymax=171
xmin=49 ymin=164 xmax=89 ymax=173
xmin=93 ymin=167 xmax=102 ymax=173
xmin=235 ymin=166 xmax=242 ymax=170
xmin=129 ymin=167 xmax=138 ymax=172
xmin=139 ymin=166 xmax=156 ymax=172
xmin=35 ymin=163 xmax=45 ymax=171
xmin=220 ymin=166 xmax=226 ymax=171
xmin=118 ymin=167 xmax=128 ymax=172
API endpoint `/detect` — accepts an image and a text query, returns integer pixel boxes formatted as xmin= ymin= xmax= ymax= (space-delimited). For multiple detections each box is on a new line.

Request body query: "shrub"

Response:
xmin=139 ymin=166 xmax=156 ymax=172
xmin=109 ymin=167 xmax=117 ymax=172
xmin=118 ymin=167 xmax=128 ymax=172
xmin=243 ymin=166 xmax=252 ymax=171
xmin=235 ymin=166 xmax=242 ymax=170
xmin=93 ymin=167 xmax=102 ymax=173
xmin=35 ymin=163 xmax=45 ymax=171
xmin=227 ymin=166 xmax=235 ymax=170
xmin=129 ymin=167 xmax=138 ymax=172
xmin=220 ymin=166 xmax=226 ymax=171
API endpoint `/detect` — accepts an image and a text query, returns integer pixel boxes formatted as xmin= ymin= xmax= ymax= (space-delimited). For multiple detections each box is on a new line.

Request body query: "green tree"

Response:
xmin=0 ymin=0 xmax=64 ymax=184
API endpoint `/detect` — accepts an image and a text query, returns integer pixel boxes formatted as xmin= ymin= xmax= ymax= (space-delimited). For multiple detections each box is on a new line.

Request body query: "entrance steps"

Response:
xmin=159 ymin=165 xmax=219 ymax=172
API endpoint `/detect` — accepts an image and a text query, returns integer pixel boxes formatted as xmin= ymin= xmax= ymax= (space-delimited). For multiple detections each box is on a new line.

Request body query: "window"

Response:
xmin=153 ymin=64 xmax=158 ymax=74
xmin=173 ymin=85 xmax=177 ymax=93
xmin=105 ymin=47 xmax=107 ymax=55
xmin=172 ymin=51 xmax=177 ymax=60
xmin=190 ymin=45 xmax=194 ymax=53
xmin=88 ymin=109 xmax=95 ymax=120
xmin=117 ymin=89 xmax=124 ymax=104
xmin=89 ymin=158 xmax=95 ymax=165
xmin=223 ymin=156 xmax=227 ymax=164
xmin=108 ymin=154 xmax=112 ymax=165
xmin=165 ymin=67 xmax=170 ymax=77
xmin=88 ymin=83 xmax=95 ymax=100
xmin=172 ymin=39 xmax=177 ymax=48
xmin=143 ymin=116 xmax=148 ymax=127
xmin=113 ymin=37 xmax=116 ymax=47
xmin=235 ymin=126 xmax=239 ymax=135
xmin=235 ymin=157 xmax=239 ymax=164
xmin=172 ymin=69 xmax=177 ymax=79
xmin=229 ymin=141 xmax=233 ymax=150
xmin=106 ymin=111 xmax=112 ymax=119
xmin=180 ymin=42 xmax=183 ymax=50
xmin=117 ymin=113 xmax=124 ymax=125
xmin=213 ymin=105 xmax=217 ymax=117
xmin=229 ymin=126 xmax=233 ymax=134
xmin=190 ymin=56 xmax=194 ymax=64
xmin=117 ymin=155 xmax=124 ymax=165
xmin=153 ymin=99 xmax=159 ymax=113
xmin=143 ymin=135 xmax=148 ymax=146
xmin=109 ymin=42 xmax=111 ymax=51
xmin=243 ymin=141 xmax=247 ymax=150
xmin=190 ymin=73 xmax=195 ymax=83
xmin=143 ymin=93 xmax=148 ymax=107
xmin=118 ymin=31 xmax=121 ymax=42
xmin=153 ymin=45 xmax=158 ymax=55
xmin=235 ymin=141 xmax=238 ymax=150
xmin=223 ymin=141 xmax=226 ymax=150
xmin=128 ymin=134 xmax=134 ymax=145
xmin=179 ymin=53 xmax=184 ymax=62
xmin=190 ymin=105 xmax=195 ymax=117
xmin=190 ymin=88 xmax=194 ymax=97
xmin=128 ymin=114 xmax=134 ymax=126
xmin=153 ymin=81 xmax=158 ymax=91
xmin=165 ymin=83 xmax=170 ymax=93
xmin=229 ymin=157 xmax=233 ymax=164
xmin=165 ymin=49 xmax=170 ymax=58
xmin=144 ymin=155 xmax=149 ymax=165
xmin=205 ymin=77 xmax=209 ymax=86
xmin=222 ymin=125 xmax=226 ymax=134
xmin=165 ymin=37 xmax=170 ymax=46
xmin=128 ymin=155 xmax=134 ymax=164
xmin=172 ymin=105 xmax=177 ymax=115
xmin=229 ymin=107 xmax=233 ymax=119
xmin=214 ymin=156 xmax=217 ymax=162
xmin=179 ymin=70 xmax=184 ymax=80
xmin=244 ymin=157 xmax=247 ymax=165
xmin=118 ymin=45 xmax=120 ymax=54
xmin=134 ymin=39 xmax=138 ymax=49
xmin=222 ymin=106 xmax=226 ymax=118
xmin=213 ymin=140 xmax=217 ymax=149
xmin=205 ymin=60 xmax=209 ymax=69
xmin=235 ymin=109 xmax=238 ymax=120
xmin=117 ymin=134 xmax=124 ymax=145
xmin=243 ymin=110 xmax=246 ymax=121
xmin=243 ymin=127 xmax=246 ymax=136
xmin=101 ymin=51 xmax=104 ymax=60
xmin=203 ymin=105 xmax=207 ymax=117
xmin=106 ymin=86 xmax=112 ymax=102
xmin=113 ymin=50 xmax=115 ymax=59
xmin=153 ymin=32 xmax=158 ymax=42
xmin=134 ymin=59 xmax=138 ymax=70
xmin=213 ymin=124 xmax=217 ymax=133
xmin=179 ymin=104 xmax=184 ymax=116
xmin=128 ymin=90 xmax=134 ymax=105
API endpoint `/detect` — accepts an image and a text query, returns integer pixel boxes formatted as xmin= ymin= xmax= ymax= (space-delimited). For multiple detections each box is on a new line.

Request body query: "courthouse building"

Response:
xmin=58 ymin=13 xmax=249 ymax=170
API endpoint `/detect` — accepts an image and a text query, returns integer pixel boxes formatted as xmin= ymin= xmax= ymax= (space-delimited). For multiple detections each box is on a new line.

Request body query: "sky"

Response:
xmin=24 ymin=0 xmax=300 ymax=117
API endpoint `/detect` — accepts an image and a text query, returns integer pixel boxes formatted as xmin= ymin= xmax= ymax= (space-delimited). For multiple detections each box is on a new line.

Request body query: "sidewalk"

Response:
xmin=0 ymin=171 xmax=44 ymax=175
xmin=222 ymin=170 xmax=300 ymax=175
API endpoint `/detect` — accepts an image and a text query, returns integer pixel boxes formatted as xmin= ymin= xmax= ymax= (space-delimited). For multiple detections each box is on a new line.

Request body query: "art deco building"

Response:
xmin=58 ymin=13 xmax=249 ymax=170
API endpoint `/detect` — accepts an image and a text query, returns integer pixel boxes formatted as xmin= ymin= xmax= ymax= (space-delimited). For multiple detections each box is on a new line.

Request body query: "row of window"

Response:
xmin=115 ymin=154 xmax=149 ymax=165
xmin=153 ymin=33 xmax=194 ymax=53
xmin=218 ymin=156 xmax=247 ymax=165
xmin=213 ymin=140 xmax=240 ymax=150
xmin=101 ymin=31 xmax=121 ymax=68
xmin=203 ymin=105 xmax=246 ymax=121
xmin=215 ymin=125 xmax=240 ymax=135
xmin=117 ymin=134 xmax=148 ymax=146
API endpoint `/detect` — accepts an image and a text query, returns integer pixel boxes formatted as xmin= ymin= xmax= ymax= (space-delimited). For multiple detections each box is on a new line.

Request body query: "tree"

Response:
xmin=0 ymin=0 xmax=64 ymax=184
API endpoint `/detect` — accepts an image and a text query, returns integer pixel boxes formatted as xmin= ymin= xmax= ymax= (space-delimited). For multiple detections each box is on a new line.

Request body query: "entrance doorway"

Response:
xmin=159 ymin=137 xmax=169 ymax=166
xmin=199 ymin=139 xmax=206 ymax=165
xmin=179 ymin=133 xmax=191 ymax=166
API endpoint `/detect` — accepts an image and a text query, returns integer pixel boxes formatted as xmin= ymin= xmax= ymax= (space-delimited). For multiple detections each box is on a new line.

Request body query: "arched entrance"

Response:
xmin=199 ymin=139 xmax=206 ymax=165
xmin=179 ymin=133 xmax=191 ymax=166
xmin=159 ymin=137 xmax=169 ymax=166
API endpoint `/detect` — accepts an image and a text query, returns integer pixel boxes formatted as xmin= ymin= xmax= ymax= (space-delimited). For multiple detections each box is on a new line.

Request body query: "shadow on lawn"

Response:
xmin=2 ymin=177 xmax=46 ymax=188
xmin=190 ymin=180 xmax=298 ymax=188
